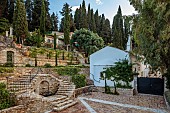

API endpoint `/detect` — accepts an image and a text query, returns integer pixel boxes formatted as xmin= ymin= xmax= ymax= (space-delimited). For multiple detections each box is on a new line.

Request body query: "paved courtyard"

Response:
xmin=51 ymin=92 xmax=170 ymax=113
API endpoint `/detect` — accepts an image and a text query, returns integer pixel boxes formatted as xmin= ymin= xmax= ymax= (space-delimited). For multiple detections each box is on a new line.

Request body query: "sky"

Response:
xmin=49 ymin=0 xmax=137 ymax=24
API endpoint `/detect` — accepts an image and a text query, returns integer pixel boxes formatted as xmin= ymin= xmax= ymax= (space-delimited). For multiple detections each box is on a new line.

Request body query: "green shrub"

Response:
xmin=0 ymin=67 xmax=14 ymax=73
xmin=44 ymin=63 xmax=52 ymax=68
xmin=72 ymin=74 xmax=86 ymax=88
xmin=3 ymin=62 xmax=14 ymax=67
xmin=165 ymin=91 xmax=170 ymax=106
xmin=0 ymin=83 xmax=6 ymax=89
xmin=25 ymin=64 xmax=31 ymax=67
xmin=55 ymin=66 xmax=80 ymax=76
xmin=0 ymin=83 xmax=15 ymax=110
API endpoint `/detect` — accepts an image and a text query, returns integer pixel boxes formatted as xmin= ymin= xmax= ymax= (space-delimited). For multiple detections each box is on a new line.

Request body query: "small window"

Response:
xmin=47 ymin=39 xmax=50 ymax=43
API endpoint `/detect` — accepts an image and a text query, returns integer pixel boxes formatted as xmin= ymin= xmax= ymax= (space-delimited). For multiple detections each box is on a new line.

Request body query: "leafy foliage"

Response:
xmin=0 ymin=18 xmax=9 ymax=33
xmin=129 ymin=0 xmax=170 ymax=86
xmin=0 ymin=83 xmax=15 ymax=110
xmin=72 ymin=74 xmax=86 ymax=88
xmin=102 ymin=59 xmax=135 ymax=93
xmin=25 ymin=29 xmax=43 ymax=47
xmin=13 ymin=0 xmax=28 ymax=44
xmin=71 ymin=28 xmax=104 ymax=56
xmin=0 ymin=67 xmax=14 ymax=73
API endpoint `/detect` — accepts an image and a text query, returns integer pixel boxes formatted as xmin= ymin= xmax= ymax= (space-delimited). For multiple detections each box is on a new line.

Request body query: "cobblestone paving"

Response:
xmin=51 ymin=92 xmax=170 ymax=113
xmin=82 ymin=92 xmax=167 ymax=109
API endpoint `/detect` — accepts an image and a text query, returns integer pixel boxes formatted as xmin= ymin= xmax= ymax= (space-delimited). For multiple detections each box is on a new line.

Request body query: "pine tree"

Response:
xmin=25 ymin=0 xmax=32 ymax=31
xmin=40 ymin=0 xmax=45 ymax=35
xmin=112 ymin=6 xmax=124 ymax=50
xmin=51 ymin=12 xmax=58 ymax=31
xmin=13 ymin=0 xmax=28 ymax=44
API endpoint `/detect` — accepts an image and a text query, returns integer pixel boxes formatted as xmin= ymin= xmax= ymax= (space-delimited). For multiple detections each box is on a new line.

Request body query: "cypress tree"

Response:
xmin=51 ymin=12 xmax=58 ymax=31
xmin=60 ymin=3 xmax=71 ymax=45
xmin=112 ymin=6 xmax=124 ymax=50
xmin=80 ymin=0 xmax=88 ymax=28
xmin=8 ymin=0 xmax=15 ymax=23
xmin=90 ymin=9 xmax=96 ymax=32
xmin=94 ymin=10 xmax=100 ymax=35
xmin=74 ymin=8 xmax=80 ymax=30
xmin=59 ymin=17 xmax=64 ymax=32
xmin=31 ymin=0 xmax=41 ymax=30
xmin=87 ymin=4 xmax=91 ymax=29
xmin=25 ymin=0 xmax=32 ymax=31
xmin=70 ymin=13 xmax=75 ymax=32
xmin=13 ymin=0 xmax=28 ymax=44
xmin=104 ymin=19 xmax=111 ymax=44
xmin=0 ymin=0 xmax=8 ymax=18
xmin=45 ymin=0 xmax=51 ymax=32
xmin=54 ymin=33 xmax=57 ymax=50
xmin=40 ymin=0 xmax=45 ymax=35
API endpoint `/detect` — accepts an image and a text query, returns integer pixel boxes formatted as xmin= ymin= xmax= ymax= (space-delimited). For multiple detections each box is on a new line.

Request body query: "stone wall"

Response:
xmin=74 ymin=85 xmax=94 ymax=97
xmin=0 ymin=47 xmax=79 ymax=67
xmin=96 ymin=87 xmax=134 ymax=96
xmin=30 ymin=74 xmax=60 ymax=96
xmin=0 ymin=105 xmax=25 ymax=113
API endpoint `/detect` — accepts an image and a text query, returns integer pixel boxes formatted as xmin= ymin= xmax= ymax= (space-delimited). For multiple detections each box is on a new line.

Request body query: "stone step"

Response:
xmin=52 ymin=98 xmax=70 ymax=105
xmin=8 ymin=84 xmax=31 ymax=88
xmin=57 ymin=90 xmax=73 ymax=93
xmin=57 ymin=89 xmax=74 ymax=91
xmin=53 ymin=100 xmax=77 ymax=112
xmin=9 ymin=82 xmax=30 ymax=85
xmin=44 ymin=95 xmax=68 ymax=102
xmin=55 ymin=99 xmax=73 ymax=107
xmin=57 ymin=89 xmax=74 ymax=92
xmin=59 ymin=85 xmax=75 ymax=87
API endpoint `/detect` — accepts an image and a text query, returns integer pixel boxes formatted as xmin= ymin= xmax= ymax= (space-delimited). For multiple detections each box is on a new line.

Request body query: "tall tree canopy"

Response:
xmin=13 ymin=0 xmax=28 ymax=44
xmin=60 ymin=3 xmax=71 ymax=45
xmin=25 ymin=0 xmax=32 ymax=31
xmin=71 ymin=28 xmax=104 ymax=56
xmin=40 ymin=0 xmax=46 ymax=35
xmin=51 ymin=12 xmax=58 ymax=31
xmin=129 ymin=0 xmax=170 ymax=86
xmin=80 ymin=0 xmax=88 ymax=28
xmin=112 ymin=6 xmax=124 ymax=50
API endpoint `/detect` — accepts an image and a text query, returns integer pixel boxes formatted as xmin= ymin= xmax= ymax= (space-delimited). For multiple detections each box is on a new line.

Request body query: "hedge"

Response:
xmin=72 ymin=74 xmax=86 ymax=88
xmin=55 ymin=66 xmax=80 ymax=76
xmin=0 ymin=67 xmax=14 ymax=73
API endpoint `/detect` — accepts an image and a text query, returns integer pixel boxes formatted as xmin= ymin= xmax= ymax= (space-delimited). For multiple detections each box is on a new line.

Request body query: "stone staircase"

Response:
xmin=7 ymin=74 xmax=31 ymax=93
xmin=7 ymin=72 xmax=78 ymax=112
xmin=56 ymin=80 xmax=76 ymax=98
xmin=46 ymin=95 xmax=77 ymax=112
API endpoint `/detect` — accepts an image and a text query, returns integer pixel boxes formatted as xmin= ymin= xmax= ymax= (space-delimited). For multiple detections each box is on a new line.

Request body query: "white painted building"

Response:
xmin=90 ymin=46 xmax=131 ymax=87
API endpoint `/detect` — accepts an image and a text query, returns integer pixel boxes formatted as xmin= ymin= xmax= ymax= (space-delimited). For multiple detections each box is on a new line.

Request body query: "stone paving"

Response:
xmin=50 ymin=92 xmax=170 ymax=113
